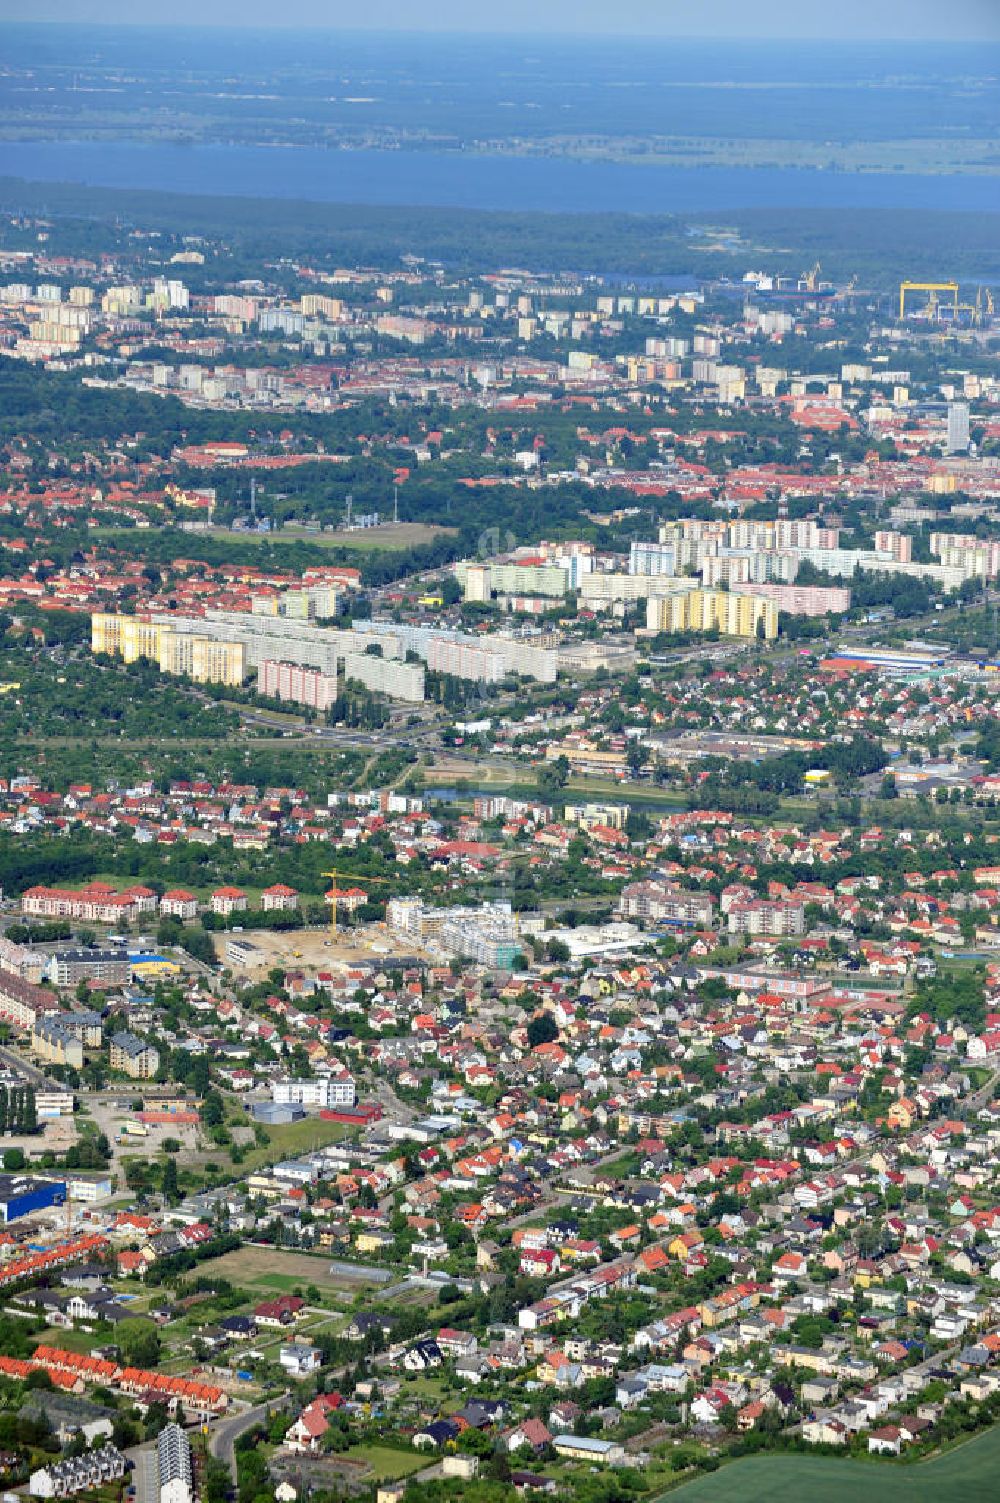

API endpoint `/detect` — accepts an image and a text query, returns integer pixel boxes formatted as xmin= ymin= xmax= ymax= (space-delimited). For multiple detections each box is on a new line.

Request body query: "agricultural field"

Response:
xmin=668 ymin=1427 xmax=1000 ymax=1503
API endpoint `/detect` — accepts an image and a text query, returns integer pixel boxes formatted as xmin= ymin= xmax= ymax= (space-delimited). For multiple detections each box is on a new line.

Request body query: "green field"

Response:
xmin=347 ymin=1445 xmax=426 ymax=1481
xmin=38 ymin=1325 xmax=111 ymax=1354
xmin=197 ymin=1244 xmax=386 ymax=1294
xmin=253 ymin=1271 xmax=317 ymax=1291
xmin=667 ymin=1428 xmax=1000 ymax=1503
xmin=209 ymin=521 xmax=455 ymax=552
xmin=93 ymin=522 xmax=455 ymax=554
xmin=238 ymin=1113 xmax=352 ymax=1172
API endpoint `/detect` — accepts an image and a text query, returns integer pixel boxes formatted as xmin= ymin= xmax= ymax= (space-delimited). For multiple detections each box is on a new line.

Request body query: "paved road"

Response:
xmin=962 ymin=1067 xmax=1000 ymax=1118
xmin=370 ymin=1077 xmax=420 ymax=1125
xmin=0 ymin=1042 xmax=48 ymax=1087
xmin=208 ymin=1399 xmax=282 ymax=1479
xmin=501 ymin=1143 xmax=640 ymax=1230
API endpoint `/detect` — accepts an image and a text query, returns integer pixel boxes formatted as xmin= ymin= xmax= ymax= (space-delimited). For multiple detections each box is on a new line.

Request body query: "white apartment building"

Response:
xmin=726 ymin=900 xmax=806 ymax=938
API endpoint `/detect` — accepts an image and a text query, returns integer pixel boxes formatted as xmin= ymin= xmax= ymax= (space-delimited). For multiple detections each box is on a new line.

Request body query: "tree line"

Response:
xmin=0 ymin=1086 xmax=38 ymax=1137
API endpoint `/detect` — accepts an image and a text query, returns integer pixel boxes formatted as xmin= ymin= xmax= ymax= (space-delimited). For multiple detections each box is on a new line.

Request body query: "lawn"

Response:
xmin=666 ymin=1427 xmax=1000 ymax=1503
xmin=37 ymin=1325 xmax=108 ymax=1354
xmin=396 ymin=1375 xmax=447 ymax=1402
xmin=87 ymin=1483 xmax=126 ymax=1503
xmin=347 ymin=1445 xmax=426 ymax=1481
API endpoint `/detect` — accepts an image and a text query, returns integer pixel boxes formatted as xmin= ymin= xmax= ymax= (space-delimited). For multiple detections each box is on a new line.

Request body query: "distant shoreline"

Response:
xmin=3 ymin=141 xmax=999 ymax=216
xmin=1 ymin=132 xmax=998 ymax=180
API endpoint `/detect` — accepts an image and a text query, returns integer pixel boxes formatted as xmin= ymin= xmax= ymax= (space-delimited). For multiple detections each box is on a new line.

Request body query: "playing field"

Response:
xmin=198 ymin=1244 xmax=383 ymax=1293
xmin=308 ymin=522 xmax=457 ymax=551
xmin=667 ymin=1426 xmax=1000 ymax=1503
xmin=94 ymin=521 xmax=456 ymax=553
xmin=203 ymin=521 xmax=456 ymax=552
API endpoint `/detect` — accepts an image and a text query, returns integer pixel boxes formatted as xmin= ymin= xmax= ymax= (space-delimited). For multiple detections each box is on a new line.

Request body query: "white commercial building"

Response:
xmin=272 ymin=1076 xmax=356 ymax=1110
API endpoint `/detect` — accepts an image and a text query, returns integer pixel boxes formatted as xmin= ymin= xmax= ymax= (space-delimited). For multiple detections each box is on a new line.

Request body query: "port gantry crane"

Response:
xmin=898 ymin=280 xmax=959 ymax=320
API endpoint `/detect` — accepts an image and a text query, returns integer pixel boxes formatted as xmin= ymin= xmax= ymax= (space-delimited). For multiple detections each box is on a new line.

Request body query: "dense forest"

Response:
xmin=1 ymin=177 xmax=998 ymax=285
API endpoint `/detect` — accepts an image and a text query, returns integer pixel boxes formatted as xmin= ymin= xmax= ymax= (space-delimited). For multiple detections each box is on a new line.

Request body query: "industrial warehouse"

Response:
xmin=0 ymin=1174 xmax=67 ymax=1224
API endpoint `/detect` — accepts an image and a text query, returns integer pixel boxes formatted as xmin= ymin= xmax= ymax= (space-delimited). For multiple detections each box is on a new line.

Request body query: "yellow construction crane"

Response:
xmin=801 ymin=262 xmax=821 ymax=293
xmin=899 ymin=280 xmax=959 ymax=320
xmin=321 ymin=868 xmax=391 ymax=938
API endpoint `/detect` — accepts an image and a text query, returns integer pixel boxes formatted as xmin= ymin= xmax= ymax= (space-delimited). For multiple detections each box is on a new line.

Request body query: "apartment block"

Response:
xmin=726 ymin=900 xmax=806 ymax=938
xmin=874 ymin=531 xmax=913 ymax=563
xmin=43 ymin=951 xmax=130 ymax=987
xmin=91 ymin=614 xmax=246 ymax=686
xmin=646 ymin=589 xmax=779 ymax=641
xmin=930 ymin=533 xmax=1000 ymax=579
xmin=727 ymin=519 xmax=840 ymax=552
xmin=21 ymin=882 xmax=156 ymax=925
xmin=742 ymin=582 xmax=852 ymax=617
xmin=629 ymin=540 xmax=700 ymax=578
xmin=701 ymin=552 xmax=800 ymax=588
xmin=439 ymin=905 xmax=522 ymax=969
xmin=109 ymin=1031 xmax=160 ymax=1080
xmin=157 ymin=1424 xmax=193 ymax=1503
xmin=30 ymin=1444 xmax=126 ymax=1499
xmin=300 ymin=294 xmax=345 ymax=320
xmin=341 ymin=652 xmax=426 ymax=703
xmin=189 ymin=638 xmax=246 ymax=686
xmin=0 ymin=970 xmax=63 ymax=1033
xmin=260 ymin=659 xmax=339 ymax=711
xmin=565 ymin=802 xmax=629 ymax=832
xmin=618 ymin=881 xmax=715 ymax=928
xmin=582 ymin=573 xmax=687 ymax=607
xmin=31 ymin=1016 xmax=84 ymax=1070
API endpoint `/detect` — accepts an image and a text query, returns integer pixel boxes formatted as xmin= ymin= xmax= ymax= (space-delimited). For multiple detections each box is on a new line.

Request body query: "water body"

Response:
xmin=2 ymin=140 xmax=999 ymax=215
xmin=2 ymin=27 xmax=999 ymax=215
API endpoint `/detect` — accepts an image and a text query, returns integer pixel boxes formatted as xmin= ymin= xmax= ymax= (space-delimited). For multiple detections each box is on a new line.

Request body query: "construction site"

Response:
xmin=214 ymin=922 xmax=410 ymax=976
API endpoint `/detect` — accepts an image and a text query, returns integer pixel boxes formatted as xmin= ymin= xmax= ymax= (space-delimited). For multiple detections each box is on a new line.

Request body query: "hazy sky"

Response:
xmin=2 ymin=0 xmax=999 ymax=41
